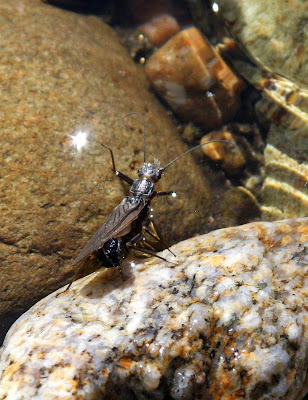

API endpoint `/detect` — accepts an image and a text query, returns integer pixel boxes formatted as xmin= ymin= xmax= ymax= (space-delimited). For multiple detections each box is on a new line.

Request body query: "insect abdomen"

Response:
xmin=96 ymin=238 xmax=127 ymax=268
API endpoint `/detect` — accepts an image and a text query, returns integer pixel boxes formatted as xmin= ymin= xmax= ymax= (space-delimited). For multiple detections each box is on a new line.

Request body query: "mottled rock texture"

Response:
xmin=217 ymin=0 xmax=307 ymax=89
xmin=214 ymin=0 xmax=308 ymax=220
xmin=261 ymin=145 xmax=308 ymax=220
xmin=0 ymin=0 xmax=213 ymax=342
xmin=0 ymin=218 xmax=307 ymax=400
xmin=257 ymin=76 xmax=308 ymax=220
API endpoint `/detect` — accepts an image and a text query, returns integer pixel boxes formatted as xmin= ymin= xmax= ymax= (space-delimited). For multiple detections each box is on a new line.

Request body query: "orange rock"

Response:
xmin=201 ymin=131 xmax=246 ymax=174
xmin=145 ymin=27 xmax=245 ymax=130
xmin=139 ymin=14 xmax=180 ymax=46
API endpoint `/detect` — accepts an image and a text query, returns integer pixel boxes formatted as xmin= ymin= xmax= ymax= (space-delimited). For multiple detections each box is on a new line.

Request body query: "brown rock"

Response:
xmin=222 ymin=186 xmax=260 ymax=225
xmin=201 ymin=131 xmax=246 ymax=174
xmin=0 ymin=1 xmax=213 ymax=343
xmin=145 ymin=27 xmax=245 ymax=130
xmin=139 ymin=14 xmax=180 ymax=46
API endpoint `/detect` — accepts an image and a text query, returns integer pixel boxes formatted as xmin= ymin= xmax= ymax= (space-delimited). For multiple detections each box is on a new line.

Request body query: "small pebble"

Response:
xmin=201 ymin=131 xmax=246 ymax=174
xmin=139 ymin=14 xmax=180 ymax=46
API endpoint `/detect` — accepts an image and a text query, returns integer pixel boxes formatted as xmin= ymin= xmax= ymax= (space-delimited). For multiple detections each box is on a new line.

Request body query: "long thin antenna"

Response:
xmin=117 ymin=112 xmax=147 ymax=162
xmin=160 ymin=140 xmax=231 ymax=172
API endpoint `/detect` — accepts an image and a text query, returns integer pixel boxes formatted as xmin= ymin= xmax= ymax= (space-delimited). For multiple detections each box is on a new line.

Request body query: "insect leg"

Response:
xmin=127 ymin=231 xmax=143 ymax=246
xmin=156 ymin=191 xmax=176 ymax=196
xmin=127 ymin=231 xmax=176 ymax=264
xmin=127 ymin=243 xmax=177 ymax=264
xmin=101 ymin=143 xmax=134 ymax=185
xmin=139 ymin=239 xmax=156 ymax=252
xmin=116 ymin=171 xmax=134 ymax=185
xmin=144 ymin=227 xmax=176 ymax=257
xmin=56 ymin=262 xmax=85 ymax=296
xmin=188 ymin=273 xmax=196 ymax=296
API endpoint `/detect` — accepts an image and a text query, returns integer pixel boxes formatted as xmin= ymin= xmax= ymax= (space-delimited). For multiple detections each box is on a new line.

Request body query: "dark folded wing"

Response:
xmin=73 ymin=197 xmax=145 ymax=265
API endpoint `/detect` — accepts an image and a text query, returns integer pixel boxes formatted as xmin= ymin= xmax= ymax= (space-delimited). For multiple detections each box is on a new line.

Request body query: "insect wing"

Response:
xmin=73 ymin=197 xmax=145 ymax=265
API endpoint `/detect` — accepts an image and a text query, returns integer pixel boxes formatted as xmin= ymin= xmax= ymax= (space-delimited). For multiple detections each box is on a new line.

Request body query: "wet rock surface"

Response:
xmin=261 ymin=145 xmax=308 ymax=220
xmin=0 ymin=218 xmax=307 ymax=400
xmin=201 ymin=131 xmax=247 ymax=175
xmin=216 ymin=0 xmax=307 ymax=89
xmin=0 ymin=0 xmax=214 ymax=344
xmin=254 ymin=71 xmax=308 ymax=221
xmin=199 ymin=0 xmax=308 ymax=222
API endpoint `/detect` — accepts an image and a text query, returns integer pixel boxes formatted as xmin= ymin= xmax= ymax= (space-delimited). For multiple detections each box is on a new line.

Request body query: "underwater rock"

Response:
xmin=221 ymin=186 xmax=260 ymax=225
xmin=124 ymin=0 xmax=191 ymax=27
xmin=261 ymin=145 xmax=308 ymax=220
xmin=254 ymin=73 xmax=308 ymax=162
xmin=0 ymin=218 xmax=307 ymax=400
xmin=201 ymin=131 xmax=246 ymax=175
xmin=252 ymin=71 xmax=308 ymax=221
xmin=204 ymin=0 xmax=308 ymax=220
xmin=0 ymin=0 xmax=213 ymax=344
xmin=145 ymin=27 xmax=245 ymax=130
xmin=216 ymin=0 xmax=307 ymax=89
xmin=201 ymin=125 xmax=263 ymax=224
xmin=139 ymin=14 xmax=180 ymax=46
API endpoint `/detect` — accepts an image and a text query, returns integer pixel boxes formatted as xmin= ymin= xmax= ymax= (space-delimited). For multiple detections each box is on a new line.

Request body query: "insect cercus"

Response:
xmin=64 ymin=113 xmax=229 ymax=292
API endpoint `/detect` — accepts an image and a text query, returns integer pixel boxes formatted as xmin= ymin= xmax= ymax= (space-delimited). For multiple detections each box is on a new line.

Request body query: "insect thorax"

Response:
xmin=138 ymin=162 xmax=161 ymax=182
xmin=130 ymin=177 xmax=155 ymax=197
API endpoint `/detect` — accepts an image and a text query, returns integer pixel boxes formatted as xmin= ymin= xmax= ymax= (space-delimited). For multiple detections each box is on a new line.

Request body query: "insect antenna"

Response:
xmin=160 ymin=140 xmax=232 ymax=172
xmin=116 ymin=112 xmax=147 ymax=163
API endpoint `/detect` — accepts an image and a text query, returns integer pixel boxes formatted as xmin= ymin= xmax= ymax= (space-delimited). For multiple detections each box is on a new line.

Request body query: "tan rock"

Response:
xmin=261 ymin=145 xmax=308 ymax=219
xmin=0 ymin=1 xmax=214 ymax=343
xmin=201 ymin=131 xmax=246 ymax=174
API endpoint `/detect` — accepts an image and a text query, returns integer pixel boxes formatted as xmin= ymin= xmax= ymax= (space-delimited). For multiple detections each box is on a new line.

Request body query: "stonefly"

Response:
xmin=64 ymin=113 xmax=229 ymax=291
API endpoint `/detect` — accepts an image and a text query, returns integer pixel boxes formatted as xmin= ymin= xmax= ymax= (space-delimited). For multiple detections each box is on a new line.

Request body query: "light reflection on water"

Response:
xmin=71 ymin=130 xmax=89 ymax=152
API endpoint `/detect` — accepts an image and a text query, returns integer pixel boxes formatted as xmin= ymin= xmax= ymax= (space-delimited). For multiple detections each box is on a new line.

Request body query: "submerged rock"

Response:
xmin=201 ymin=131 xmax=247 ymax=175
xmin=0 ymin=218 xmax=307 ymax=400
xmin=139 ymin=14 xmax=181 ymax=46
xmin=188 ymin=0 xmax=308 ymax=220
xmin=145 ymin=27 xmax=244 ymax=130
xmin=215 ymin=0 xmax=307 ymax=89
xmin=215 ymin=1 xmax=308 ymax=220
xmin=261 ymin=145 xmax=308 ymax=219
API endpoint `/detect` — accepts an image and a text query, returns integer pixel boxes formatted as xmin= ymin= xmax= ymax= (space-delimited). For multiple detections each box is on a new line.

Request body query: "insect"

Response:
xmin=64 ymin=113 xmax=229 ymax=292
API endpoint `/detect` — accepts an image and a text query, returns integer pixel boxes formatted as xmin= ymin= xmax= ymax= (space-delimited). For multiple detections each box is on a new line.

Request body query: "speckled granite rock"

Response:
xmin=0 ymin=218 xmax=307 ymax=400
xmin=0 ymin=0 xmax=213 ymax=343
